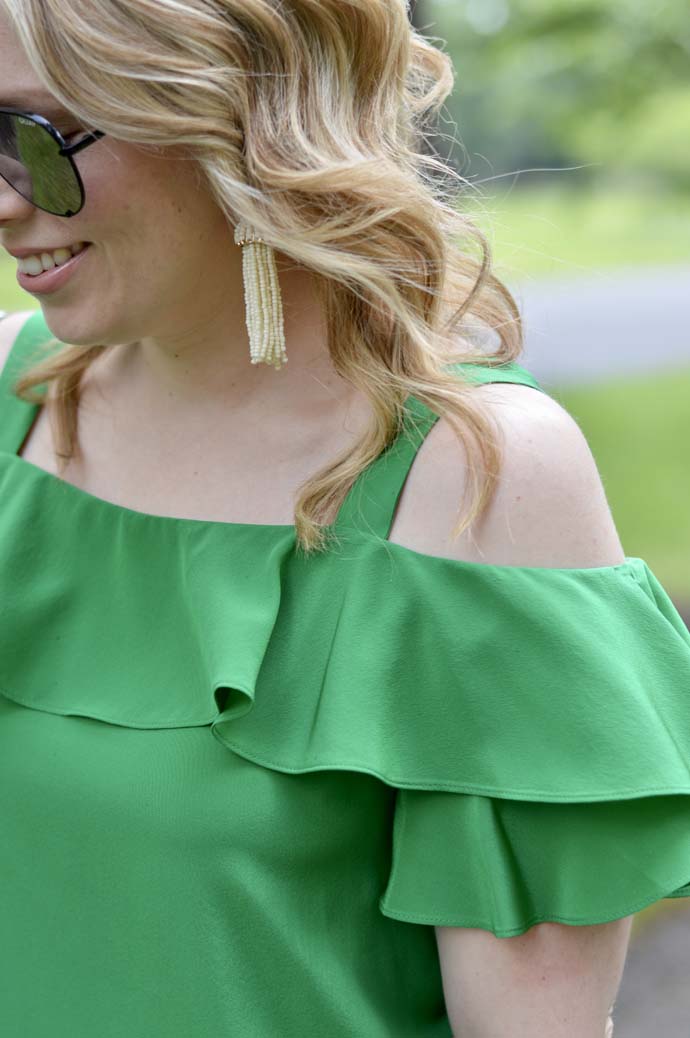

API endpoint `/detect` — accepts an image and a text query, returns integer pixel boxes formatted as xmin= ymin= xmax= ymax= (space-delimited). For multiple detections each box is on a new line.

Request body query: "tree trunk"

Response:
xmin=409 ymin=0 xmax=428 ymax=33
xmin=408 ymin=1 xmax=463 ymax=176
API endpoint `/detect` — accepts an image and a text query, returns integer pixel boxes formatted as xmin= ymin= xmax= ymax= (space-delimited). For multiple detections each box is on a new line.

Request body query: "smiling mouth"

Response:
xmin=16 ymin=241 xmax=90 ymax=276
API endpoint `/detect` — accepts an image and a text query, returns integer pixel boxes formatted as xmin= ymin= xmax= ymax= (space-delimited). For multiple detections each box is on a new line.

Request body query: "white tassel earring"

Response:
xmin=234 ymin=221 xmax=287 ymax=370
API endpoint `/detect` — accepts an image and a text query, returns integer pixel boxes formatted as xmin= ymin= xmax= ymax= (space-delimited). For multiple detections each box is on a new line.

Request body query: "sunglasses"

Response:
xmin=0 ymin=107 xmax=106 ymax=218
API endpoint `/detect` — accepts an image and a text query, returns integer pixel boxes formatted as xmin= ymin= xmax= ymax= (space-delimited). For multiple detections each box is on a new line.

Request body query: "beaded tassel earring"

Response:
xmin=234 ymin=221 xmax=288 ymax=369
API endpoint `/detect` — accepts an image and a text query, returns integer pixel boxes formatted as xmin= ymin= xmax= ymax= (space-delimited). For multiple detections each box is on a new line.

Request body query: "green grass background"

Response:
xmin=464 ymin=181 xmax=690 ymax=281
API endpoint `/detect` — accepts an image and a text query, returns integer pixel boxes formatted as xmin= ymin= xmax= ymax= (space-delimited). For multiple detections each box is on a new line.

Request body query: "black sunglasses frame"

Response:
xmin=0 ymin=107 xmax=106 ymax=217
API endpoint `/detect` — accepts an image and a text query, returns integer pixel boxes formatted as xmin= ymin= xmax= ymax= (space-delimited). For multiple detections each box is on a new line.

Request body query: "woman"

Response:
xmin=0 ymin=2 xmax=688 ymax=1035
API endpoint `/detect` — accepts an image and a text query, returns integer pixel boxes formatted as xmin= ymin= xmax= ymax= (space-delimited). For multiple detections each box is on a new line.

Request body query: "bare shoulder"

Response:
xmin=387 ymin=380 xmax=627 ymax=568
xmin=0 ymin=310 xmax=39 ymax=376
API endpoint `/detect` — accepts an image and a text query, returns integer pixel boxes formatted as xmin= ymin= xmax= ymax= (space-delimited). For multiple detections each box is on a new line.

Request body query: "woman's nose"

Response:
xmin=0 ymin=176 xmax=36 ymax=224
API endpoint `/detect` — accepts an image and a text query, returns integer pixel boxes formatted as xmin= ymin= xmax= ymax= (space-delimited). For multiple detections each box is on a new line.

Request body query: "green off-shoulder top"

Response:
xmin=2 ymin=310 xmax=690 ymax=1038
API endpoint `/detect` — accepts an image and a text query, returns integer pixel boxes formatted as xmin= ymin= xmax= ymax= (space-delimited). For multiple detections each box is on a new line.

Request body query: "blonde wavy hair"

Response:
xmin=5 ymin=0 xmax=524 ymax=555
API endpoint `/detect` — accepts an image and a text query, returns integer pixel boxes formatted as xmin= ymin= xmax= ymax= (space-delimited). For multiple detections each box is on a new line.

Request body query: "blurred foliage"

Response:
xmin=463 ymin=181 xmax=690 ymax=279
xmin=417 ymin=0 xmax=690 ymax=190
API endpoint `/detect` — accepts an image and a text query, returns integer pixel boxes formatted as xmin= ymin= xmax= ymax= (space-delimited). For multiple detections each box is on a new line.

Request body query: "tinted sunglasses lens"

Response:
xmin=0 ymin=112 xmax=83 ymax=216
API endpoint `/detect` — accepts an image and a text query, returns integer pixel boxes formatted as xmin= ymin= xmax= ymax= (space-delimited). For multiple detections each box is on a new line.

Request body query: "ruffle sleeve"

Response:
xmin=373 ymin=553 xmax=690 ymax=935
xmin=378 ymin=785 xmax=690 ymax=937
xmin=212 ymin=539 xmax=690 ymax=937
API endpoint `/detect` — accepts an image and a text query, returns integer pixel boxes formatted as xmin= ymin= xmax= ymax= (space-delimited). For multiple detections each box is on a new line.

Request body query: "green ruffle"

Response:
xmin=2 ymin=449 xmax=690 ymax=936
xmin=204 ymin=539 xmax=690 ymax=936
xmin=213 ymin=540 xmax=690 ymax=796
xmin=379 ymin=789 xmax=690 ymax=937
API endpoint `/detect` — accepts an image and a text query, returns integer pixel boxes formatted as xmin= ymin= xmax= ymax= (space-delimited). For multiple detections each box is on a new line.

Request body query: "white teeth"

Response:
xmin=18 ymin=242 xmax=88 ymax=276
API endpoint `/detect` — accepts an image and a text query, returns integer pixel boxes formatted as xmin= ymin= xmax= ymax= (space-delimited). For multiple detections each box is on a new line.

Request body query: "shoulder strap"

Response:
xmin=0 ymin=309 xmax=60 ymax=455
xmin=332 ymin=360 xmax=546 ymax=540
xmin=0 ymin=318 xmax=545 ymax=537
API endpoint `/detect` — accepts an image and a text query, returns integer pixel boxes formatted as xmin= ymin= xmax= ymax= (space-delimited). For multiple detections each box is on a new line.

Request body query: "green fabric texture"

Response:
xmin=2 ymin=309 xmax=690 ymax=1037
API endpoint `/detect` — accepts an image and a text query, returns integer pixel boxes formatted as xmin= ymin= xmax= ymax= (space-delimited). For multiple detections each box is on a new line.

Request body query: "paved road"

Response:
xmin=614 ymin=900 xmax=690 ymax=1036
xmin=506 ymin=264 xmax=690 ymax=390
